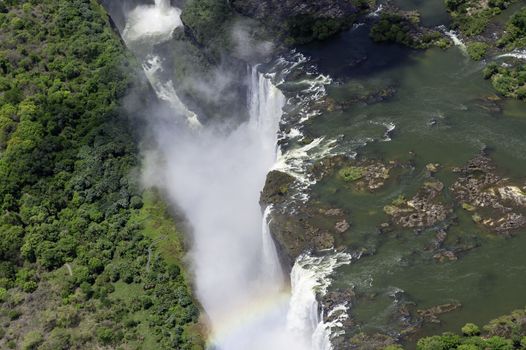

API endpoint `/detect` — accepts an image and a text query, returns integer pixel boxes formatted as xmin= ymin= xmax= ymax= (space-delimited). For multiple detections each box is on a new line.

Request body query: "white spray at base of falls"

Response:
xmin=122 ymin=0 xmax=181 ymax=44
xmin=123 ymin=2 xmax=350 ymax=349
xmin=123 ymin=0 xmax=200 ymax=128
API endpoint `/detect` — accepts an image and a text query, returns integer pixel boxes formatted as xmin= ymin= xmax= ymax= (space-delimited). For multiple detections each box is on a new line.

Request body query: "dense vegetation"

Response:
xmin=0 ymin=0 xmax=203 ymax=348
xmin=412 ymin=307 xmax=526 ymax=350
xmin=466 ymin=41 xmax=489 ymax=60
xmin=369 ymin=12 xmax=448 ymax=49
xmin=483 ymin=62 xmax=526 ymax=99
xmin=477 ymin=6 xmax=526 ymax=100
xmin=445 ymin=0 xmax=517 ymax=36
xmin=284 ymin=15 xmax=356 ymax=44
xmin=497 ymin=6 xmax=526 ymax=49
xmin=370 ymin=13 xmax=417 ymax=47
xmin=180 ymin=0 xmax=232 ymax=47
xmin=181 ymin=0 xmax=373 ymax=47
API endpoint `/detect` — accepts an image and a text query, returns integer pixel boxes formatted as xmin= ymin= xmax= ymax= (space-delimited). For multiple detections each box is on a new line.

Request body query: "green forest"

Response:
xmin=1 ymin=0 xmax=526 ymax=349
xmin=0 ymin=0 xmax=203 ymax=348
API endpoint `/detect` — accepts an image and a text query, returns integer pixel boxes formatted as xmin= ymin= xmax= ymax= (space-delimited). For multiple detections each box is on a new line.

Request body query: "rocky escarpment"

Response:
xmin=230 ymin=0 xmax=364 ymax=21
xmin=230 ymin=0 xmax=372 ymax=43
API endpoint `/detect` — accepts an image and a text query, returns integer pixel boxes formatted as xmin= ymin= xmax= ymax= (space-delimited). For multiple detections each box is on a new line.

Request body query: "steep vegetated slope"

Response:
xmin=0 ymin=0 xmax=203 ymax=348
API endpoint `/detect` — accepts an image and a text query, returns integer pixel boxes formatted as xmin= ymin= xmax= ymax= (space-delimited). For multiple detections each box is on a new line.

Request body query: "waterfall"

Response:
xmin=123 ymin=0 xmax=200 ymax=127
xmin=142 ymin=55 xmax=201 ymax=127
xmin=261 ymin=206 xmax=284 ymax=287
xmin=287 ymin=253 xmax=353 ymax=350
xmin=497 ymin=49 xmax=526 ymax=60
xmin=122 ymin=2 xmax=349 ymax=349
xmin=155 ymin=0 xmax=170 ymax=11
xmin=440 ymin=27 xmax=467 ymax=54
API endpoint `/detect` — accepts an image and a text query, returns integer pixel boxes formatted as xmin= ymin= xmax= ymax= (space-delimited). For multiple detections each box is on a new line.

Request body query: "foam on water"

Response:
xmin=440 ymin=27 xmax=468 ymax=55
xmin=143 ymin=55 xmax=202 ymax=127
xmin=496 ymin=49 xmax=526 ymax=60
xmin=288 ymin=252 xmax=353 ymax=350
xmin=122 ymin=0 xmax=181 ymax=45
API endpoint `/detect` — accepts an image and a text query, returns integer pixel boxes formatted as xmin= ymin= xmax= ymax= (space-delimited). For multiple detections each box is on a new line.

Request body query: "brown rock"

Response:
xmin=335 ymin=220 xmax=350 ymax=233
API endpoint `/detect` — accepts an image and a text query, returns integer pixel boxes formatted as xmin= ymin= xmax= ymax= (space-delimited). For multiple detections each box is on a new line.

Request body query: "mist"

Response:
xmin=119 ymin=1 xmax=333 ymax=349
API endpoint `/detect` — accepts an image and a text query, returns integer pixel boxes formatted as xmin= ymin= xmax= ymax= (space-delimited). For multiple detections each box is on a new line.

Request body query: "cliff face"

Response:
xmin=229 ymin=0 xmax=370 ymax=44
xmin=230 ymin=0 xmax=362 ymax=20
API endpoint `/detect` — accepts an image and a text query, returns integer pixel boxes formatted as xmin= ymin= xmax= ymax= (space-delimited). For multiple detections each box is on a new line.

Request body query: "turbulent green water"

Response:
xmin=293 ymin=2 xmax=526 ymax=346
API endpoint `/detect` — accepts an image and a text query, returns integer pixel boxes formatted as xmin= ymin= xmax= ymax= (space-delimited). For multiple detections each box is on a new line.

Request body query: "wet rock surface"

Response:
xmin=384 ymin=179 xmax=451 ymax=228
xmin=348 ymin=332 xmax=398 ymax=350
xmin=262 ymin=149 xmax=526 ymax=347
xmin=312 ymin=156 xmax=399 ymax=192
xmin=318 ymin=86 xmax=398 ymax=111
xmin=451 ymin=154 xmax=526 ymax=234
xmin=267 ymin=204 xmax=348 ymax=269
xmin=260 ymin=170 xmax=296 ymax=207
xmin=416 ymin=302 xmax=462 ymax=324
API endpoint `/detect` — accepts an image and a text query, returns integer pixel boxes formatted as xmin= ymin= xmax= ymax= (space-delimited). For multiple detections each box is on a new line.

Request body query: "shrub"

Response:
xmin=21 ymin=331 xmax=43 ymax=350
xmin=370 ymin=14 xmax=414 ymax=47
xmin=0 ymin=287 xmax=7 ymax=302
xmin=462 ymin=323 xmax=481 ymax=336
xmin=416 ymin=333 xmax=462 ymax=350
xmin=457 ymin=345 xmax=479 ymax=350
xmin=484 ymin=336 xmax=513 ymax=350
xmin=466 ymin=42 xmax=489 ymax=60
xmin=39 ymin=328 xmax=71 ymax=350
xmin=21 ymin=280 xmax=38 ymax=293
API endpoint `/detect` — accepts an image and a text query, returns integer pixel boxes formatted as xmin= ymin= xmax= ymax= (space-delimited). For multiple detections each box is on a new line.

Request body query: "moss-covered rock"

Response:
xmin=339 ymin=166 xmax=366 ymax=182
xmin=260 ymin=170 xmax=296 ymax=206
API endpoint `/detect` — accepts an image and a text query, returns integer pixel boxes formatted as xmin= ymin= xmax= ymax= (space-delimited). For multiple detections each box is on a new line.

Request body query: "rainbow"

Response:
xmin=206 ymin=288 xmax=294 ymax=348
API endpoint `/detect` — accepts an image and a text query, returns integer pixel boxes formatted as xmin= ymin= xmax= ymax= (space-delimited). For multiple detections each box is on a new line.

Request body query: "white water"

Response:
xmin=497 ymin=49 xmax=526 ymax=60
xmin=261 ymin=206 xmax=283 ymax=286
xmin=440 ymin=27 xmax=467 ymax=54
xmin=288 ymin=253 xmax=353 ymax=350
xmin=122 ymin=0 xmax=181 ymax=44
xmin=123 ymin=2 xmax=349 ymax=350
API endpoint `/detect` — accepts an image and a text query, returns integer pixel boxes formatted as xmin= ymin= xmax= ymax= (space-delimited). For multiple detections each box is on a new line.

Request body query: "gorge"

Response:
xmin=120 ymin=1 xmax=347 ymax=349
xmin=1 ymin=0 xmax=526 ymax=349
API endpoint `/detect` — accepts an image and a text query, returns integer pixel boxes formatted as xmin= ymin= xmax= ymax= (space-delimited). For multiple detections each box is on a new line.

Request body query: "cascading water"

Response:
xmin=122 ymin=0 xmax=181 ymax=44
xmin=439 ymin=26 xmax=468 ymax=54
xmin=260 ymin=206 xmax=283 ymax=286
xmin=122 ymin=0 xmax=200 ymax=127
xmin=497 ymin=49 xmax=526 ymax=60
xmin=122 ymin=2 xmax=348 ymax=349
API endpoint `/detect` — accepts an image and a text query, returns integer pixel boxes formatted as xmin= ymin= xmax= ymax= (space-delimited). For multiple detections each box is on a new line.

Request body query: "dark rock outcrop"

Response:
xmin=230 ymin=0 xmax=362 ymax=21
